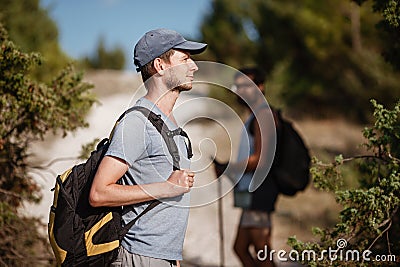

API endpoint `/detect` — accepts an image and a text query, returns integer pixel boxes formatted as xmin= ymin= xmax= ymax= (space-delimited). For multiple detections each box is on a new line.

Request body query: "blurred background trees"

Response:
xmin=3 ymin=0 xmax=394 ymax=122
xmin=81 ymin=36 xmax=126 ymax=70
xmin=354 ymin=0 xmax=400 ymax=70
xmin=199 ymin=0 xmax=400 ymax=122
xmin=0 ymin=0 xmax=125 ymax=75
xmin=0 ymin=0 xmax=69 ymax=81
xmin=0 ymin=0 xmax=399 ymax=265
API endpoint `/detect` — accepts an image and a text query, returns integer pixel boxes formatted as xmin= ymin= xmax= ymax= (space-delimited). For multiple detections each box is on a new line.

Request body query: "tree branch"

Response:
xmin=2 ymin=113 xmax=27 ymax=140
xmin=388 ymin=152 xmax=400 ymax=163
xmin=0 ymin=188 xmax=23 ymax=199
xmin=366 ymin=207 xmax=398 ymax=252
xmin=315 ymin=154 xmax=391 ymax=168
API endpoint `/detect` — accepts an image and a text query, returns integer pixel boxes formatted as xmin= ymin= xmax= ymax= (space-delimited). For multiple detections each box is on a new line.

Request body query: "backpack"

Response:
xmin=48 ymin=106 xmax=192 ymax=266
xmin=271 ymin=109 xmax=311 ymax=196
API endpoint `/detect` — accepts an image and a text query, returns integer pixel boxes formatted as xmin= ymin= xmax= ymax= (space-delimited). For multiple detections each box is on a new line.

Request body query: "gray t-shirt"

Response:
xmin=105 ymin=97 xmax=191 ymax=261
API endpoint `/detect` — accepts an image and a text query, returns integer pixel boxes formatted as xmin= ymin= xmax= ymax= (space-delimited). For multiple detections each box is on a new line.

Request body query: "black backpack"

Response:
xmin=48 ymin=106 xmax=192 ymax=266
xmin=271 ymin=109 xmax=311 ymax=196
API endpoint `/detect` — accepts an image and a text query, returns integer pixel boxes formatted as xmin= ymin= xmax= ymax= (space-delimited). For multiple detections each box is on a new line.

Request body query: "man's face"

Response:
xmin=163 ymin=50 xmax=199 ymax=92
xmin=234 ymin=76 xmax=260 ymax=105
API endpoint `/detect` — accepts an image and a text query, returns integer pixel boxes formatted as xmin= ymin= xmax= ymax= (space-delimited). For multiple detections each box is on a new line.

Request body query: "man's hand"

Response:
xmin=213 ymin=159 xmax=228 ymax=177
xmin=165 ymin=169 xmax=195 ymax=197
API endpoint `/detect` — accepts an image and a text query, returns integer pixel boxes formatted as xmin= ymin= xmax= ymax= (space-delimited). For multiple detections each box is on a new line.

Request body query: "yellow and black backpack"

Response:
xmin=48 ymin=106 xmax=192 ymax=266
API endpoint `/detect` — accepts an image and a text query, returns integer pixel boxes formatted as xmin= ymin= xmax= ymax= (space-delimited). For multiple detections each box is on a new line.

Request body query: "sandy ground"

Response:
xmin=25 ymin=70 xmax=366 ymax=267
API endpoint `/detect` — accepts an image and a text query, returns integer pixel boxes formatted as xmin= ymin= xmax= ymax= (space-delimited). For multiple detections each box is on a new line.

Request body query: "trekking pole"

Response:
xmin=217 ymin=177 xmax=225 ymax=267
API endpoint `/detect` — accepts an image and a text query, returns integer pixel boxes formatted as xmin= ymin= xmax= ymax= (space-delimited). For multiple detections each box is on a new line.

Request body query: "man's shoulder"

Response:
xmin=120 ymin=107 xmax=149 ymax=124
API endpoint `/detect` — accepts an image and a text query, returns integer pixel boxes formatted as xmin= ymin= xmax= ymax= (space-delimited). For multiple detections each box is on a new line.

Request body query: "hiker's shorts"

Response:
xmin=239 ymin=210 xmax=271 ymax=228
xmin=110 ymin=246 xmax=177 ymax=267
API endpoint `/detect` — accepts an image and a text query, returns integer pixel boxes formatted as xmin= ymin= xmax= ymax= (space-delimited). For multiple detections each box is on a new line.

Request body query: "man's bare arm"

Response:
xmin=89 ymin=155 xmax=194 ymax=207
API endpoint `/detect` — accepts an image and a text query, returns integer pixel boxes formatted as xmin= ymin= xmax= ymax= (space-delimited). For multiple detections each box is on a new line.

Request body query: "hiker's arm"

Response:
xmin=245 ymin=108 xmax=271 ymax=172
xmin=226 ymin=108 xmax=273 ymax=175
xmin=89 ymin=155 xmax=194 ymax=207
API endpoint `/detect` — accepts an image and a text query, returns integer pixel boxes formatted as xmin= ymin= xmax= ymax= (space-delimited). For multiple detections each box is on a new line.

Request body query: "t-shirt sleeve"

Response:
xmin=105 ymin=112 xmax=148 ymax=166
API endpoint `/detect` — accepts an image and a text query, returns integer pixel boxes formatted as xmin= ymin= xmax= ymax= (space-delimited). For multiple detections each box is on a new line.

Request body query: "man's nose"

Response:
xmin=188 ymin=58 xmax=198 ymax=72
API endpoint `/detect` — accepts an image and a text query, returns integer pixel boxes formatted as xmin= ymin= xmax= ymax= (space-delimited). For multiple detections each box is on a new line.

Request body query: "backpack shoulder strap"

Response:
xmin=133 ymin=106 xmax=193 ymax=170
xmin=108 ymin=106 xmax=140 ymax=140
xmin=119 ymin=199 xmax=161 ymax=239
xmin=109 ymin=106 xmax=193 ymax=170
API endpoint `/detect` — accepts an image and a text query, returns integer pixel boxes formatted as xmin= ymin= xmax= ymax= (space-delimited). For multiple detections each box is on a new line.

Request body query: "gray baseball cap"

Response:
xmin=133 ymin=28 xmax=207 ymax=72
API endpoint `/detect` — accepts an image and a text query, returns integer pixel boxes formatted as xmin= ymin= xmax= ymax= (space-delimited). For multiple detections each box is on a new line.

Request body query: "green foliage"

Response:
xmin=353 ymin=0 xmax=400 ymax=69
xmin=81 ymin=36 xmax=126 ymax=70
xmin=199 ymin=0 xmax=256 ymax=67
xmin=0 ymin=24 xmax=95 ymax=265
xmin=79 ymin=138 xmax=100 ymax=160
xmin=200 ymin=0 xmax=400 ymax=122
xmin=289 ymin=100 xmax=400 ymax=266
xmin=0 ymin=0 xmax=71 ymax=82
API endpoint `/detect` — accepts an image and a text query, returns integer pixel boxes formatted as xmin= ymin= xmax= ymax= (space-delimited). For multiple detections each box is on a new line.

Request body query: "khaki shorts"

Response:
xmin=110 ymin=246 xmax=177 ymax=267
xmin=239 ymin=210 xmax=272 ymax=228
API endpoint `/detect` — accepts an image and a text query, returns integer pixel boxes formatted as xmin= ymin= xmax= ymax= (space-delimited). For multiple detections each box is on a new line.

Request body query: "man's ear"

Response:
xmin=153 ymin=58 xmax=165 ymax=75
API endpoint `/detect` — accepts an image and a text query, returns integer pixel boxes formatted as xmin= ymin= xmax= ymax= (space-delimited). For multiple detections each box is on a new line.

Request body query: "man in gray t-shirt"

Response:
xmin=90 ymin=29 xmax=207 ymax=267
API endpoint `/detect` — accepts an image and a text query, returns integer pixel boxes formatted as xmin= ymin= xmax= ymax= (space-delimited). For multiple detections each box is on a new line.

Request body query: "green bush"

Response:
xmin=288 ymin=99 xmax=400 ymax=266
xmin=0 ymin=24 xmax=95 ymax=265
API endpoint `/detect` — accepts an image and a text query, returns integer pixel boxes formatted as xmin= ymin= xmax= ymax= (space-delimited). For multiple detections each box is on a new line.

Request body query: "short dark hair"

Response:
xmin=235 ymin=67 xmax=266 ymax=86
xmin=140 ymin=49 xmax=175 ymax=83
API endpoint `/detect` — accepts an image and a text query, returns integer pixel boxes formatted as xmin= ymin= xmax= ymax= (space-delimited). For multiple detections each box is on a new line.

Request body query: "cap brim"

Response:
xmin=173 ymin=40 xmax=207 ymax=55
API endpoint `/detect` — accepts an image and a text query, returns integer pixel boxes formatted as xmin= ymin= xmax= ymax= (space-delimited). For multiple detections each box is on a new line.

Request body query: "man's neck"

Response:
xmin=144 ymin=88 xmax=179 ymax=117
